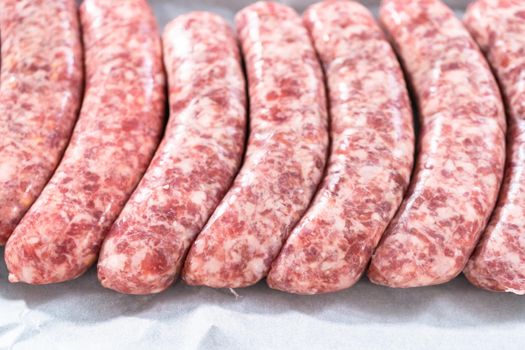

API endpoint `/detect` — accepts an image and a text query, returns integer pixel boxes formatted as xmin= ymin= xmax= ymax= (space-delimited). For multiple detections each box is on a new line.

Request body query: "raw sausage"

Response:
xmin=5 ymin=0 xmax=165 ymax=284
xmin=0 ymin=0 xmax=82 ymax=244
xmin=368 ymin=0 xmax=506 ymax=287
xmin=463 ymin=0 xmax=525 ymax=294
xmin=267 ymin=0 xmax=414 ymax=295
xmin=182 ymin=1 xmax=329 ymax=288
xmin=97 ymin=12 xmax=246 ymax=295
xmin=4 ymin=0 xmax=165 ymax=284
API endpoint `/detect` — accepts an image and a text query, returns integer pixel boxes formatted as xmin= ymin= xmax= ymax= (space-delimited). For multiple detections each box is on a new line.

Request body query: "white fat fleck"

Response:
xmin=320 ymin=260 xmax=338 ymax=272
xmin=336 ymin=80 xmax=351 ymax=101
xmin=176 ymin=157 xmax=199 ymax=173
xmin=97 ymin=202 xmax=115 ymax=226
xmin=130 ymin=247 xmax=148 ymax=269
xmin=347 ymin=147 xmax=367 ymax=158
xmin=358 ymin=165 xmax=381 ymax=179
xmin=223 ymin=241 xmax=241 ymax=261
xmin=246 ymin=257 xmax=266 ymax=277
xmin=434 ymin=206 xmax=457 ymax=222
xmin=124 ymin=70 xmax=135 ymax=80
xmin=103 ymin=253 xmax=126 ymax=271
xmin=20 ymin=267 xmax=35 ymax=283
xmin=506 ymin=252 xmax=522 ymax=267
xmin=204 ymin=257 xmax=223 ymax=274
xmin=193 ymin=237 xmax=205 ymax=250
xmin=430 ymin=257 xmax=456 ymax=277
xmin=134 ymin=187 xmax=153 ymax=204
xmin=332 ymin=215 xmax=346 ymax=232
xmin=0 ymin=162 xmax=16 ymax=182
xmin=190 ymin=191 xmax=206 ymax=205
xmin=26 ymin=237 xmax=40 ymax=245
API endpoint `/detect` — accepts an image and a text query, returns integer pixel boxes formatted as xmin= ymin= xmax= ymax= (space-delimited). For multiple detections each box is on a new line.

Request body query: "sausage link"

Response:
xmin=0 ymin=0 xmax=82 ymax=244
xmin=367 ymin=0 xmax=506 ymax=288
xmin=181 ymin=1 xmax=329 ymax=288
xmin=267 ymin=0 xmax=414 ymax=295
xmin=463 ymin=0 xmax=525 ymax=294
xmin=97 ymin=12 xmax=246 ymax=295
xmin=4 ymin=0 xmax=165 ymax=284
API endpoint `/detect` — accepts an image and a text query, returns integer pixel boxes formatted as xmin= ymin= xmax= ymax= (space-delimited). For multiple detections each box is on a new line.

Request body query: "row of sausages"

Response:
xmin=0 ymin=0 xmax=523 ymax=295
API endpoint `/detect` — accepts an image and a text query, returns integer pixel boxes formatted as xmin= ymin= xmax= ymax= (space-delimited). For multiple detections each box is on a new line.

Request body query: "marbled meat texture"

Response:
xmin=368 ymin=0 xmax=506 ymax=288
xmin=97 ymin=12 xmax=246 ymax=295
xmin=0 ymin=0 xmax=83 ymax=244
xmin=267 ymin=0 xmax=415 ymax=295
xmin=463 ymin=0 xmax=525 ymax=294
xmin=4 ymin=0 xmax=165 ymax=284
xmin=182 ymin=1 xmax=329 ymax=288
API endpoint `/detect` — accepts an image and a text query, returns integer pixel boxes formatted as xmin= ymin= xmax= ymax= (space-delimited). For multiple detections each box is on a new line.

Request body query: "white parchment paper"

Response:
xmin=1 ymin=1 xmax=524 ymax=349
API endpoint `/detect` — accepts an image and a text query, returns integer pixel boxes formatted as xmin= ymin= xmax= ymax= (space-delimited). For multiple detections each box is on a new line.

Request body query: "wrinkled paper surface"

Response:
xmin=1 ymin=1 xmax=524 ymax=349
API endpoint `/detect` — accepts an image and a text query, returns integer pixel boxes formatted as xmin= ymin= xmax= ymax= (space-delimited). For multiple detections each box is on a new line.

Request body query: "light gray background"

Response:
xmin=2 ymin=1 xmax=523 ymax=349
